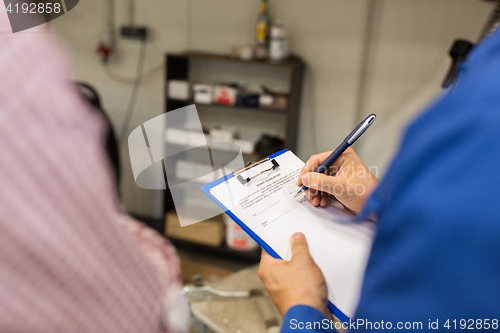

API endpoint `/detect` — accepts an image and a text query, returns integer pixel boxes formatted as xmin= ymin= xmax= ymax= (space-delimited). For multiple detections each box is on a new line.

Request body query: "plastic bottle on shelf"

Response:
xmin=223 ymin=214 xmax=259 ymax=251
xmin=255 ymin=0 xmax=270 ymax=59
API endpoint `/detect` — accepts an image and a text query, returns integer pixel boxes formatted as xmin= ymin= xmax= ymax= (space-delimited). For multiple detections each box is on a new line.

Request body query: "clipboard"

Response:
xmin=201 ymin=149 xmax=374 ymax=322
xmin=201 ymin=149 xmax=288 ymax=260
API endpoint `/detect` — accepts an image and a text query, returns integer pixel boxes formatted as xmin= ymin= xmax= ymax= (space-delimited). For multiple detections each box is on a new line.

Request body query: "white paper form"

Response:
xmin=209 ymin=150 xmax=375 ymax=319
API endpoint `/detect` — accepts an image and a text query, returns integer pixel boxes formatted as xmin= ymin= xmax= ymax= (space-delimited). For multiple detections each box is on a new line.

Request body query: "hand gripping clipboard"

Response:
xmin=201 ymin=149 xmax=375 ymax=322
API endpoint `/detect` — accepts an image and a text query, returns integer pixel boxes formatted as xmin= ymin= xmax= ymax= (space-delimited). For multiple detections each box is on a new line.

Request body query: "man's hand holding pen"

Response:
xmin=259 ymin=148 xmax=379 ymax=317
xmin=297 ymin=148 xmax=379 ymax=215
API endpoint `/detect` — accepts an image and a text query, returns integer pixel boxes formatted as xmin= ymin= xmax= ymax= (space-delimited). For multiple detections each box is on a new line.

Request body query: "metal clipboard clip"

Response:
xmin=232 ymin=157 xmax=280 ymax=184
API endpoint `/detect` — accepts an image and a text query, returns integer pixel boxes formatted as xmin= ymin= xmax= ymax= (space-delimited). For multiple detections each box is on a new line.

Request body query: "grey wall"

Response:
xmin=52 ymin=0 xmax=494 ymax=218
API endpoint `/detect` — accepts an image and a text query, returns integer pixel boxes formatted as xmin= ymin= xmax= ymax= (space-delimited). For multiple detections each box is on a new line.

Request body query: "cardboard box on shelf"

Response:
xmin=165 ymin=210 xmax=225 ymax=247
xmin=259 ymin=94 xmax=288 ymax=110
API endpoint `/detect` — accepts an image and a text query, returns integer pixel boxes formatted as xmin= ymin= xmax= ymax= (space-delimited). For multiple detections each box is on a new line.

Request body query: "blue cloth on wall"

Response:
xmin=281 ymin=29 xmax=500 ymax=332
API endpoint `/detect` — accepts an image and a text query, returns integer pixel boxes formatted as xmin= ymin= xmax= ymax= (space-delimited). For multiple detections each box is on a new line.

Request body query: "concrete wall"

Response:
xmin=357 ymin=0 xmax=493 ymax=174
xmin=52 ymin=0 xmax=494 ymax=218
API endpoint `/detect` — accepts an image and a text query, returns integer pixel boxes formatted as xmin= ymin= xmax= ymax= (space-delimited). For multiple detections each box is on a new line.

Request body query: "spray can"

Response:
xmin=270 ymin=20 xmax=288 ymax=62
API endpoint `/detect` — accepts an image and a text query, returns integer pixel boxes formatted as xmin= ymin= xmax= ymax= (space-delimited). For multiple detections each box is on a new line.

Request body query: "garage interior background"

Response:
xmin=52 ymin=0 xmax=493 ymax=220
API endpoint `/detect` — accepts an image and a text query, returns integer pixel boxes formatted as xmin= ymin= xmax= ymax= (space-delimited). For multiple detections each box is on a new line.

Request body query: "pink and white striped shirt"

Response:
xmin=0 ymin=9 xmax=186 ymax=333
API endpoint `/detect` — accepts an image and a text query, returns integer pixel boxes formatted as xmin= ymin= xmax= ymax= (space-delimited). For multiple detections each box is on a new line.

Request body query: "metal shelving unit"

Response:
xmin=162 ymin=51 xmax=305 ymax=263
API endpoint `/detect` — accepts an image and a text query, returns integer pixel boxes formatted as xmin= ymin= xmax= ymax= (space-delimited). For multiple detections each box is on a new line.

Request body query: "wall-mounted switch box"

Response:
xmin=121 ymin=26 xmax=149 ymax=40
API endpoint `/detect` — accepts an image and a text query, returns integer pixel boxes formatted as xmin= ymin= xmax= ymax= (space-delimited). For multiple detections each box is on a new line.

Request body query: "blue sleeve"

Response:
xmin=354 ymin=30 xmax=500 ymax=329
xmin=281 ymin=305 xmax=336 ymax=333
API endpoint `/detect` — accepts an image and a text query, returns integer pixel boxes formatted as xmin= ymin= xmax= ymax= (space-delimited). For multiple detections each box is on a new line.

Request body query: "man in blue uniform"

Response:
xmin=258 ymin=3 xmax=500 ymax=332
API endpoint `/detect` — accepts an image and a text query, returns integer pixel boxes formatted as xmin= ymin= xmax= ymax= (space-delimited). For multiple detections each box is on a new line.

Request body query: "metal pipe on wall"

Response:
xmin=353 ymin=0 xmax=379 ymax=127
xmin=128 ymin=0 xmax=135 ymax=25
xmin=107 ymin=0 xmax=116 ymax=51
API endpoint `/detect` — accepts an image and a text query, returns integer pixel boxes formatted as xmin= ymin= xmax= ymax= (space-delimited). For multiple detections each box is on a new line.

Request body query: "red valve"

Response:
xmin=96 ymin=42 xmax=113 ymax=63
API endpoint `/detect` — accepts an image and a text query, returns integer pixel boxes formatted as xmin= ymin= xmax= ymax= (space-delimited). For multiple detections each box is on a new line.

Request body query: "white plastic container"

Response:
xmin=193 ymin=84 xmax=213 ymax=104
xmin=209 ymin=127 xmax=238 ymax=143
xmin=222 ymin=214 xmax=259 ymax=251
xmin=168 ymin=80 xmax=190 ymax=100
xmin=270 ymin=20 xmax=288 ymax=62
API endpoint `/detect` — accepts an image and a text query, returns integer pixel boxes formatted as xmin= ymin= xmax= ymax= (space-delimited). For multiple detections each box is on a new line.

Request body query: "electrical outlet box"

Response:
xmin=121 ymin=26 xmax=149 ymax=40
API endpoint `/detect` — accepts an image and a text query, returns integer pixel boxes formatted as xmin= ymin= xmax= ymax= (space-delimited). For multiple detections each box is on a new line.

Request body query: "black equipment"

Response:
xmin=76 ymin=82 xmax=121 ymax=192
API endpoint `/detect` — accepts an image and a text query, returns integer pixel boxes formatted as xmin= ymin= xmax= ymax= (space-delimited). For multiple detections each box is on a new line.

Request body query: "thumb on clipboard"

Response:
xmin=258 ymin=232 xmax=330 ymax=318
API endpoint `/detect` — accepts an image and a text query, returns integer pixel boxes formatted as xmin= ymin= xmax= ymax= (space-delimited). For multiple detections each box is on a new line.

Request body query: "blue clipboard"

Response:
xmin=200 ymin=149 xmax=350 ymax=323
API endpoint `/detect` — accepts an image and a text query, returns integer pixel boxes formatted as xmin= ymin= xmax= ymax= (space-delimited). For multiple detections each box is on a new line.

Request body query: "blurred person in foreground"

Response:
xmin=259 ymin=2 xmax=500 ymax=332
xmin=0 ymin=9 xmax=187 ymax=333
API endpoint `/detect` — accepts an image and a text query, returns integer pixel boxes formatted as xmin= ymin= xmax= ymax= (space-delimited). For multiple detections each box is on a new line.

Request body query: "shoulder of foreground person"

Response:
xmin=0 ymin=14 xmax=186 ymax=332
xmin=354 ymin=29 xmax=500 ymax=328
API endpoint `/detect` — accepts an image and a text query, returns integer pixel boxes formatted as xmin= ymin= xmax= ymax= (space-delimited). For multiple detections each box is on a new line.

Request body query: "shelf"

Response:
xmin=163 ymin=51 xmax=305 ymax=263
xmin=196 ymin=102 xmax=288 ymax=114
xmin=167 ymin=98 xmax=288 ymax=114
xmin=164 ymin=140 xmax=260 ymax=157
xmin=169 ymin=237 xmax=262 ymax=263
xmin=172 ymin=51 xmax=305 ymax=68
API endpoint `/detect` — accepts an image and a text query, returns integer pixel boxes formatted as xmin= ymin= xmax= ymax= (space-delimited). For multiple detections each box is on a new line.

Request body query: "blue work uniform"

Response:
xmin=281 ymin=29 xmax=500 ymax=332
